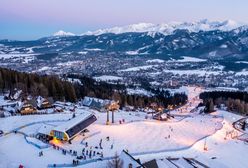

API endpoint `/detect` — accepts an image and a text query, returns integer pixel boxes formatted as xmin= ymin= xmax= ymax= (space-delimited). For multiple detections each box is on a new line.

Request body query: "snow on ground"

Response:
xmin=57 ymin=61 xmax=84 ymax=66
xmin=136 ymin=110 xmax=248 ymax=168
xmin=67 ymin=78 xmax=82 ymax=85
xmin=206 ymin=87 xmax=239 ymax=92
xmin=0 ymin=53 xmax=35 ymax=63
xmin=1 ymin=86 xmax=248 ymax=168
xmin=84 ymin=48 xmax=102 ymax=51
xmin=236 ymin=61 xmax=248 ymax=64
xmin=36 ymin=66 xmax=51 ymax=72
xmin=146 ymin=59 xmax=165 ymax=63
xmin=78 ymin=51 xmax=88 ymax=55
xmin=119 ymin=65 xmax=158 ymax=72
xmin=163 ymin=69 xmax=221 ymax=76
xmin=93 ymin=75 xmax=123 ymax=82
xmin=235 ymin=71 xmax=248 ymax=76
xmin=0 ymin=114 xmax=72 ymax=132
xmin=125 ymin=51 xmax=139 ymax=55
xmin=169 ymin=56 xmax=207 ymax=62
xmin=126 ymin=88 xmax=154 ymax=97
xmin=164 ymin=86 xmax=189 ymax=95
xmin=74 ymin=114 xmax=222 ymax=156
xmin=0 ymin=134 xmax=75 ymax=168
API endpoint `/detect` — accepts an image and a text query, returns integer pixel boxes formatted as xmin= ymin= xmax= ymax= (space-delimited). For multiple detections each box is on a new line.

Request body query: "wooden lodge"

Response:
xmin=82 ymin=96 xmax=119 ymax=112
xmin=19 ymin=100 xmax=37 ymax=115
xmin=37 ymin=96 xmax=54 ymax=110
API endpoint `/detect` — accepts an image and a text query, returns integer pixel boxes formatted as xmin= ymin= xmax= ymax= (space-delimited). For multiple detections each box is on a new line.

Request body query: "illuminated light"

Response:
xmin=51 ymin=137 xmax=61 ymax=145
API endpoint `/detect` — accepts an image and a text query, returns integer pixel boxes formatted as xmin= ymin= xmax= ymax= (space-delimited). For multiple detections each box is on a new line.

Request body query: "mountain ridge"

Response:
xmin=53 ymin=19 xmax=247 ymax=37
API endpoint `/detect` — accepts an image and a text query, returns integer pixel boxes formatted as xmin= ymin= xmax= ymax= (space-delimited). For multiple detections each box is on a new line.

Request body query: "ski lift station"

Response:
xmin=50 ymin=112 xmax=97 ymax=141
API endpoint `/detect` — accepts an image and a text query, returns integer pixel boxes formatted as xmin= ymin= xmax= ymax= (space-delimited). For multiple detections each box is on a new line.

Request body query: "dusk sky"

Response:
xmin=0 ymin=0 xmax=247 ymax=40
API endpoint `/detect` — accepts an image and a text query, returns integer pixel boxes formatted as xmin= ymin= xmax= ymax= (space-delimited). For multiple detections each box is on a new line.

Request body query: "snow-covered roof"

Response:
xmin=119 ymin=150 xmax=143 ymax=168
xmin=82 ymin=97 xmax=93 ymax=106
xmin=156 ymin=159 xmax=177 ymax=168
xmin=82 ymin=96 xmax=113 ymax=108
xmin=52 ymin=112 xmax=93 ymax=132
xmin=38 ymin=124 xmax=55 ymax=135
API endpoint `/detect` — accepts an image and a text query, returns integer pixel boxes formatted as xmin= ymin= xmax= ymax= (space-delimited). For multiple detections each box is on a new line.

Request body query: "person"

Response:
xmin=93 ymin=151 xmax=96 ymax=156
xmin=89 ymin=150 xmax=92 ymax=158
xmin=111 ymin=144 xmax=113 ymax=149
xmin=19 ymin=165 xmax=24 ymax=168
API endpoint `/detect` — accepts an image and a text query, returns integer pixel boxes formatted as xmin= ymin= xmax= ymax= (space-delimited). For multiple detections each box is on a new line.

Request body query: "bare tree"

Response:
xmin=107 ymin=153 xmax=123 ymax=168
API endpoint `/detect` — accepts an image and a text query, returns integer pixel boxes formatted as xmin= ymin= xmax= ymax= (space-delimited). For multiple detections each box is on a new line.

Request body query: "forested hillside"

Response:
xmin=0 ymin=68 xmax=187 ymax=108
xmin=200 ymin=91 xmax=248 ymax=115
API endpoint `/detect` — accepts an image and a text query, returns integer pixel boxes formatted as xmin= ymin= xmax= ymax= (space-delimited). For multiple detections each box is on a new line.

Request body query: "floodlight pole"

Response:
xmin=112 ymin=110 xmax=114 ymax=123
xmin=106 ymin=110 xmax=110 ymax=125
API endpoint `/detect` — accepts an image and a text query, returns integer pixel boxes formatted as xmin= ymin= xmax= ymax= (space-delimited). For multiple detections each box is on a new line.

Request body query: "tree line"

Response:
xmin=0 ymin=68 xmax=77 ymax=102
xmin=0 ymin=67 xmax=187 ymax=108
xmin=200 ymin=91 xmax=248 ymax=115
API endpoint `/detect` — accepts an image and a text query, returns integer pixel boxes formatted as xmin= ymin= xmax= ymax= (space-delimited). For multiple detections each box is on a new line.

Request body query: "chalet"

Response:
xmin=0 ymin=102 xmax=18 ymax=114
xmin=50 ymin=112 xmax=97 ymax=141
xmin=37 ymin=96 xmax=54 ymax=110
xmin=5 ymin=90 xmax=23 ymax=101
xmin=82 ymin=97 xmax=119 ymax=112
xmin=18 ymin=99 xmax=37 ymax=114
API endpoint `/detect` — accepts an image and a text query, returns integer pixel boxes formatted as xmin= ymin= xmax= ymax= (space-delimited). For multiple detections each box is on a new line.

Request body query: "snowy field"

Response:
xmin=119 ymin=65 xmax=157 ymax=72
xmin=168 ymin=56 xmax=207 ymax=62
xmin=93 ymin=75 xmax=123 ymax=82
xmin=163 ymin=69 xmax=222 ymax=76
xmin=0 ymin=87 xmax=248 ymax=168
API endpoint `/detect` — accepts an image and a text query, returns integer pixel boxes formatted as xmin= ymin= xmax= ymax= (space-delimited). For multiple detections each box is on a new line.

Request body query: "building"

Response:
xmin=18 ymin=99 xmax=37 ymax=114
xmin=37 ymin=96 xmax=54 ymax=110
xmin=82 ymin=96 xmax=119 ymax=112
xmin=119 ymin=150 xmax=144 ymax=168
xmin=50 ymin=112 xmax=97 ymax=141
xmin=37 ymin=124 xmax=54 ymax=142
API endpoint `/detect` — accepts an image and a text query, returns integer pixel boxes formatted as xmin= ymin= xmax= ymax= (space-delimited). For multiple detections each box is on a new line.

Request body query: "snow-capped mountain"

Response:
xmin=53 ymin=30 xmax=75 ymax=36
xmin=83 ymin=19 xmax=245 ymax=36
xmin=1 ymin=19 xmax=248 ymax=71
